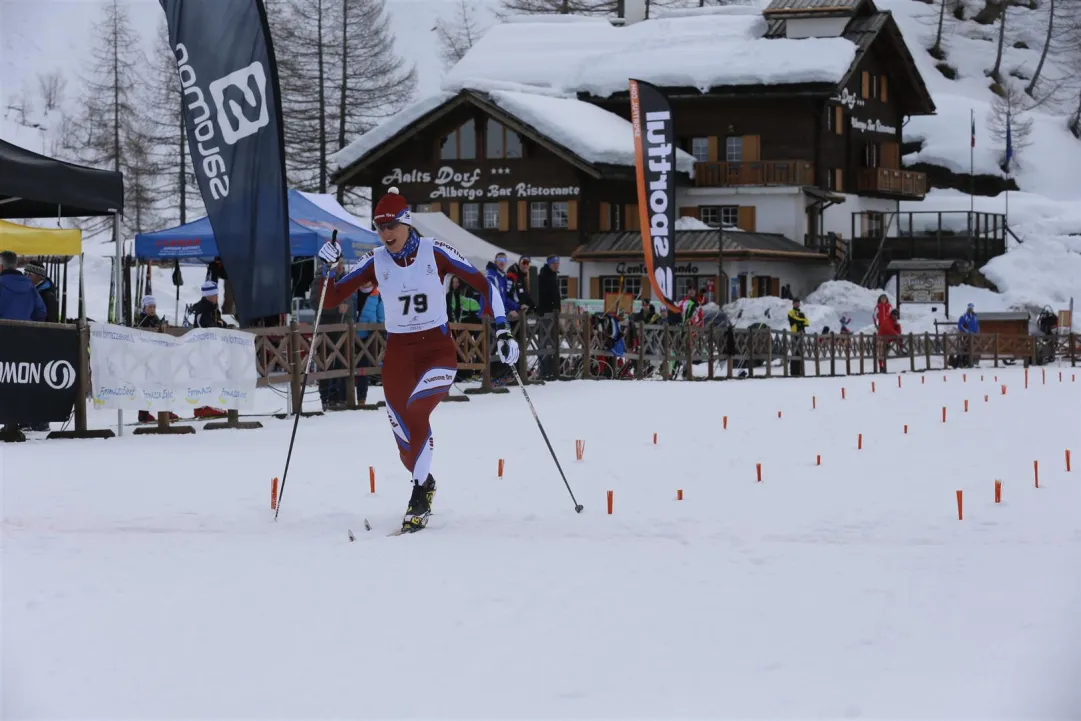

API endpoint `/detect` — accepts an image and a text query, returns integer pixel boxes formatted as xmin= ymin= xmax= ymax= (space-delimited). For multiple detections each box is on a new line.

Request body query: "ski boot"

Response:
xmin=401 ymin=475 xmax=437 ymax=533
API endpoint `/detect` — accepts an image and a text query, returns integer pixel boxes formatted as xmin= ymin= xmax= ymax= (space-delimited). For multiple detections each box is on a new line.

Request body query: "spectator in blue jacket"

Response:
xmin=485 ymin=252 xmax=519 ymax=318
xmin=0 ymin=250 xmax=46 ymax=322
xmin=957 ymin=304 xmax=980 ymax=333
xmin=355 ymin=285 xmax=385 ymax=405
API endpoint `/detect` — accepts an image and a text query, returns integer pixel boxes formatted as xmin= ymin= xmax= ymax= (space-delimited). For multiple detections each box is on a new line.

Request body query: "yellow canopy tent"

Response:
xmin=0 ymin=219 xmax=82 ymax=256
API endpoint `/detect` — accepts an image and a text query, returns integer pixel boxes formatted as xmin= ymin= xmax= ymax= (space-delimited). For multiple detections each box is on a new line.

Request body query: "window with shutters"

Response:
xmin=863 ymin=143 xmax=880 ymax=168
xmin=461 ymin=203 xmax=480 ymax=229
xmin=440 ymin=119 xmax=477 ymax=160
xmin=558 ymin=276 xmax=570 ymax=298
xmin=725 ymin=136 xmax=743 ymax=162
xmin=600 ymin=276 xmax=642 ymax=296
xmin=690 ymin=137 xmax=711 ymax=163
xmin=530 ymin=202 xmax=549 ymax=228
xmin=827 ymin=168 xmax=844 ymax=192
xmin=485 ymin=119 xmax=523 ymax=160
xmin=483 ymin=203 xmax=500 ymax=229
xmin=700 ymin=205 xmax=739 ymax=228
xmin=551 ymin=201 xmax=570 ymax=229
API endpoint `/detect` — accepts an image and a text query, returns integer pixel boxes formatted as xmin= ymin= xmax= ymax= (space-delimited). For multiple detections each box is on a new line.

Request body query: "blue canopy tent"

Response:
xmin=134 ymin=189 xmax=378 ymax=261
xmin=134 ymin=216 xmax=320 ymax=260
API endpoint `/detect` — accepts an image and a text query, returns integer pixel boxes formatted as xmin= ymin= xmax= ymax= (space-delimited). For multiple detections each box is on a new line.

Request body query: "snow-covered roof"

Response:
xmin=330 ymin=92 xmax=455 ymax=172
xmin=331 ymin=86 xmax=695 ymax=175
xmin=443 ymin=9 xmax=859 ymax=98
xmin=483 ymin=88 xmax=696 ymax=175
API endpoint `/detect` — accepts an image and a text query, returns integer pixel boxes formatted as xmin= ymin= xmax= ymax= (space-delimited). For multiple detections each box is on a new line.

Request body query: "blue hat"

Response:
xmin=546 ymin=255 xmax=559 ymax=265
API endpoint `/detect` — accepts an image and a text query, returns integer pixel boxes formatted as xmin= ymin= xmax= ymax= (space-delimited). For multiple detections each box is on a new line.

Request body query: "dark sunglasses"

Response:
xmin=375 ymin=220 xmax=401 ymax=232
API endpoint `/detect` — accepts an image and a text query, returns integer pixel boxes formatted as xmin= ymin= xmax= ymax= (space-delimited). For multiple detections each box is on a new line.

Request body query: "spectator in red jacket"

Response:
xmin=878 ymin=308 xmax=902 ymax=372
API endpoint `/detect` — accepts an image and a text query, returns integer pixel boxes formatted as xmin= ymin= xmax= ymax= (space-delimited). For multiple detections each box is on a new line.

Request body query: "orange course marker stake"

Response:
xmin=898 ymin=375 xmax=902 ymax=388
xmin=943 ymin=375 xmax=947 ymax=382
xmin=841 ymin=387 xmax=846 ymax=400
xmin=1059 ymin=371 xmax=1063 ymax=382
xmin=497 ymin=459 xmax=504 ymax=478
xmin=812 ymin=395 xmax=816 ymax=409
xmin=858 ymin=433 xmax=863 ymax=450
xmin=963 ymin=373 xmax=967 ymax=382
xmin=778 ymin=410 xmax=783 ymax=419
xmin=984 ymin=394 xmax=988 ymax=402
xmin=1001 ymin=384 xmax=1007 ymax=395
xmin=921 ymin=376 xmax=925 ymax=384
xmin=904 ymin=424 xmax=908 ymax=434
xmin=677 ymin=489 xmax=683 ymax=501
xmin=576 ymin=440 xmax=585 ymax=461
xmin=723 ymin=415 xmax=728 ymax=430
xmin=964 ymin=399 xmax=969 ymax=412
xmin=871 ymin=381 xmax=876 ymax=393
xmin=995 ymin=480 xmax=1001 ymax=504
xmin=981 ymin=375 xmax=984 ymax=381
xmin=956 ymin=490 xmax=963 ymax=521
xmin=653 ymin=432 xmax=658 ymax=445
xmin=942 ymin=406 xmax=947 ymax=423
xmin=816 ymin=454 xmax=821 ymax=466
xmin=756 ymin=463 xmax=762 ymax=483
xmin=1025 ymin=368 xmax=1029 ymax=389
xmin=607 ymin=490 xmax=613 ymax=515
xmin=1034 ymin=460 xmax=1040 ymax=488
xmin=1042 ymin=368 xmax=1046 ymax=385
xmin=369 ymin=466 xmax=376 ymax=493
xmin=1066 ymin=449 xmax=1072 ymax=472
xmin=271 ymin=477 xmax=278 ymax=509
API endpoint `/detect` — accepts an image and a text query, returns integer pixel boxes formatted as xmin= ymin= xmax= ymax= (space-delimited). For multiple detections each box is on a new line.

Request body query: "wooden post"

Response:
xmin=553 ymin=311 xmax=563 ymax=380
xmin=859 ymin=334 xmax=866 ymax=375
xmin=813 ymin=334 xmax=821 ymax=377
xmin=636 ymin=321 xmax=646 ymax=380
xmin=290 ymin=320 xmax=303 ymax=416
xmin=924 ymin=332 xmax=931 ymax=371
xmin=830 ymin=334 xmax=837 ymax=377
xmin=781 ymin=332 xmax=790 ymax=378
xmin=871 ymin=332 xmax=879 ymax=373
xmin=345 ymin=313 xmax=357 ymax=409
xmin=765 ymin=329 xmax=773 ymax=377
xmin=684 ymin=327 xmax=693 ymax=381
xmin=908 ymin=333 xmax=916 ymax=372
xmin=49 ymin=320 xmax=116 ymax=440
xmin=707 ymin=326 xmax=715 ymax=380
xmin=516 ymin=310 xmax=529 ymax=382
xmin=582 ymin=313 xmax=593 ymax=380
xmin=481 ymin=321 xmax=494 ymax=392
xmin=1070 ymin=332 xmax=1076 ymax=367
xmin=1030 ymin=336 xmax=1037 ymax=367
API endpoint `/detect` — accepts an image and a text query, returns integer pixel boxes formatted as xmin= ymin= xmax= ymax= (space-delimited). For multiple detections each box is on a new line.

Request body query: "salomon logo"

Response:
xmin=208 ymin=62 xmax=269 ymax=145
xmin=0 ymin=359 xmax=75 ymax=389
xmin=44 ymin=360 xmax=75 ymax=390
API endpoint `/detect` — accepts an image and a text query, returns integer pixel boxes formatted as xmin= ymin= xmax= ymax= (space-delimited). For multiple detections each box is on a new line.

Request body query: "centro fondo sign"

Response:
xmin=381 ymin=167 xmax=579 ymax=201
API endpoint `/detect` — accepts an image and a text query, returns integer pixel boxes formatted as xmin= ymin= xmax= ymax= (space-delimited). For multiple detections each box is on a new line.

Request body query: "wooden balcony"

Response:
xmin=856 ymin=167 xmax=927 ymax=199
xmin=694 ymin=160 xmax=814 ymax=188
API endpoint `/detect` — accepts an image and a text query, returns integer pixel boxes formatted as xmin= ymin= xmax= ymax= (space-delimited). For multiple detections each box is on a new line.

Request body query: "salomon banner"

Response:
xmin=87 ymin=323 xmax=258 ymax=413
xmin=159 ymin=0 xmax=290 ymax=325
xmin=0 ymin=323 xmax=79 ymax=425
xmin=629 ymin=78 xmax=680 ymax=314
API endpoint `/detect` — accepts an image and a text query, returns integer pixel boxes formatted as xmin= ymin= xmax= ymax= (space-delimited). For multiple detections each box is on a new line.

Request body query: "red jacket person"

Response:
xmin=316 ymin=187 xmax=518 ymax=532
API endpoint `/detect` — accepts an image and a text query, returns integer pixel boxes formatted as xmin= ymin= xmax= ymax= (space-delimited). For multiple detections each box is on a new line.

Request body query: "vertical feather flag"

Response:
xmin=971 ymin=110 xmax=976 ymax=148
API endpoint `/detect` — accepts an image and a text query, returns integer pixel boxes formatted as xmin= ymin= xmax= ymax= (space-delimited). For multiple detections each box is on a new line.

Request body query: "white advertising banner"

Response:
xmin=88 ymin=323 xmax=258 ymax=412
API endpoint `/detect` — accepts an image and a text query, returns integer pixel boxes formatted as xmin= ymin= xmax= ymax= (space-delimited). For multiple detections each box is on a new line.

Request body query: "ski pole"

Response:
xmin=275 ymin=249 xmax=334 ymax=520
xmin=506 ymin=362 xmax=583 ymax=513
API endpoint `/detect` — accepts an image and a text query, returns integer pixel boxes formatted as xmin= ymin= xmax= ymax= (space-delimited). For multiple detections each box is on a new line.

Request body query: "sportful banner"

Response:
xmin=629 ymin=79 xmax=680 ymax=314
xmin=0 ymin=323 xmax=79 ymax=425
xmin=159 ymin=0 xmax=290 ymax=325
xmin=87 ymin=323 xmax=258 ymax=412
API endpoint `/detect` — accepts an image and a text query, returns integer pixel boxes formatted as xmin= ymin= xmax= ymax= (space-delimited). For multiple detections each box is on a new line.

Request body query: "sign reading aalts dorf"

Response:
xmin=381 ymin=166 xmax=579 ymax=201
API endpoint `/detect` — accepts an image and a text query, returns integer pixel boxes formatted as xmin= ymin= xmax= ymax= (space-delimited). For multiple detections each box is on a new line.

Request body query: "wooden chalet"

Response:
xmin=331 ymin=0 xmax=1002 ymax=301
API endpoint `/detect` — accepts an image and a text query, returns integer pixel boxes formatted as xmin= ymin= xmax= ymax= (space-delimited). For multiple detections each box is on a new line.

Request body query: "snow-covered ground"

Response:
xmin=4 ymin=365 xmax=1081 ymax=717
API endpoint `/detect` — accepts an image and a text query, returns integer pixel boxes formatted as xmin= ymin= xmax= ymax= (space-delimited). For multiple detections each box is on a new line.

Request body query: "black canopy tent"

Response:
xmin=0 ymin=138 xmax=126 ymax=326
xmin=0 ymin=139 xmax=124 ymax=218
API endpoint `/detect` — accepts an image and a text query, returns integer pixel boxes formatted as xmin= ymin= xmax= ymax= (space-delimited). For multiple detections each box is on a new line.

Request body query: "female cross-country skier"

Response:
xmin=316 ymin=187 xmax=519 ymax=532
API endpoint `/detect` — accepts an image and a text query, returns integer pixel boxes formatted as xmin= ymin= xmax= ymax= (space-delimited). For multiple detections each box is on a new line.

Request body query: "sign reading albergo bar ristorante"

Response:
xmin=381 ymin=166 xmax=579 ymax=201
